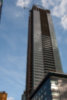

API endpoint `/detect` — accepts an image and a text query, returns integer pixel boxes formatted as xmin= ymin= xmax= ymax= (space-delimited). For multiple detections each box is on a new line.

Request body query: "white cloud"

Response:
xmin=16 ymin=0 xmax=30 ymax=8
xmin=41 ymin=0 xmax=49 ymax=8
xmin=7 ymin=97 xmax=14 ymax=100
xmin=61 ymin=15 xmax=67 ymax=29
xmin=52 ymin=0 xmax=67 ymax=17
xmin=41 ymin=0 xmax=60 ymax=8
xmin=41 ymin=0 xmax=67 ymax=30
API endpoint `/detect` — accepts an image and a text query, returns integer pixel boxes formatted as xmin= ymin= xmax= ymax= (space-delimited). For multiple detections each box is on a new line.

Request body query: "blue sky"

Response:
xmin=0 ymin=0 xmax=67 ymax=100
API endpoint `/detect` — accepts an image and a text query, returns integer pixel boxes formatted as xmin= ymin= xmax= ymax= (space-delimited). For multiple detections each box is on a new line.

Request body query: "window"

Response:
xmin=53 ymin=98 xmax=59 ymax=100
xmin=52 ymin=92 xmax=60 ymax=96
xmin=51 ymin=80 xmax=58 ymax=90
xmin=51 ymin=85 xmax=58 ymax=90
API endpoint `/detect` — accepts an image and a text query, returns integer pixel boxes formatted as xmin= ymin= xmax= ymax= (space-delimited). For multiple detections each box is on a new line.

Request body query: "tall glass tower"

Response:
xmin=26 ymin=5 xmax=63 ymax=100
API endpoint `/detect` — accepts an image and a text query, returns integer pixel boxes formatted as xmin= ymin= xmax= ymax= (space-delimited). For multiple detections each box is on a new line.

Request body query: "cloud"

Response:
xmin=61 ymin=15 xmax=67 ymax=29
xmin=16 ymin=0 xmax=30 ymax=8
xmin=41 ymin=0 xmax=56 ymax=8
xmin=41 ymin=0 xmax=67 ymax=30
xmin=7 ymin=97 xmax=14 ymax=100
xmin=52 ymin=0 xmax=67 ymax=18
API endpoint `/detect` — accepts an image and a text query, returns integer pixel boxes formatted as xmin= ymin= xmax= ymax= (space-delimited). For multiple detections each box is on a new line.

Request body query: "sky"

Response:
xmin=0 ymin=0 xmax=67 ymax=100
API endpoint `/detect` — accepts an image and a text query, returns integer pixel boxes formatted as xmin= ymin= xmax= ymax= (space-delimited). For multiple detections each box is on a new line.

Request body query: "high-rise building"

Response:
xmin=0 ymin=0 xmax=3 ymax=20
xmin=0 ymin=91 xmax=7 ymax=100
xmin=25 ymin=5 xmax=63 ymax=100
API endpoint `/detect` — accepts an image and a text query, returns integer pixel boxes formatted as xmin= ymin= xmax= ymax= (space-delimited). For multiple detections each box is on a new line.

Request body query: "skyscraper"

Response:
xmin=0 ymin=0 xmax=3 ymax=20
xmin=25 ymin=5 xmax=63 ymax=100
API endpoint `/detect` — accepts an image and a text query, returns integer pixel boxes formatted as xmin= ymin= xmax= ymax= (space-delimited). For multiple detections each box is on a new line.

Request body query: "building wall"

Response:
xmin=33 ymin=9 xmax=44 ymax=90
xmin=47 ymin=13 xmax=63 ymax=72
xmin=51 ymin=77 xmax=67 ymax=100
xmin=31 ymin=78 xmax=52 ymax=100
xmin=22 ymin=93 xmax=26 ymax=100
xmin=31 ymin=76 xmax=67 ymax=100
xmin=40 ymin=9 xmax=56 ymax=74
xmin=0 ymin=92 xmax=7 ymax=100
xmin=0 ymin=0 xmax=3 ymax=19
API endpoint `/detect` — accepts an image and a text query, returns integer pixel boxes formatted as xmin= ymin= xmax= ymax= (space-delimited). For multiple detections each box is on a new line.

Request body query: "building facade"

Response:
xmin=30 ymin=72 xmax=67 ymax=100
xmin=22 ymin=92 xmax=26 ymax=100
xmin=26 ymin=5 xmax=63 ymax=100
xmin=0 ymin=0 xmax=3 ymax=19
xmin=0 ymin=91 xmax=7 ymax=100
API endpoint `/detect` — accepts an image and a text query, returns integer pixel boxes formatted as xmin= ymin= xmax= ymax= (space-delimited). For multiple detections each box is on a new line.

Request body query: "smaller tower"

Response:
xmin=0 ymin=91 xmax=7 ymax=100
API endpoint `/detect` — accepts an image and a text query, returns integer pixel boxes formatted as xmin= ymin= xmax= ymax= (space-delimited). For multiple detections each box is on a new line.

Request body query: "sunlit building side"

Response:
xmin=0 ymin=91 xmax=7 ymax=100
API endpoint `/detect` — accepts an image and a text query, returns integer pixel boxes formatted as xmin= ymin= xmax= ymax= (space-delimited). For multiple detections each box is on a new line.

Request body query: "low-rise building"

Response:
xmin=30 ymin=72 xmax=67 ymax=100
xmin=0 ymin=91 xmax=7 ymax=100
